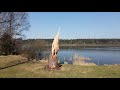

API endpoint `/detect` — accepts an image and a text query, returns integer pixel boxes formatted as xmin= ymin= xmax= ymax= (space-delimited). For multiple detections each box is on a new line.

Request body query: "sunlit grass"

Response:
xmin=0 ymin=55 xmax=120 ymax=78
xmin=0 ymin=55 xmax=27 ymax=69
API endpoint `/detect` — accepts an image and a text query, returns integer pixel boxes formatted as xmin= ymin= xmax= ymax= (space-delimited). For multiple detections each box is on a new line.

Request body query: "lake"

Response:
xmin=57 ymin=47 xmax=120 ymax=65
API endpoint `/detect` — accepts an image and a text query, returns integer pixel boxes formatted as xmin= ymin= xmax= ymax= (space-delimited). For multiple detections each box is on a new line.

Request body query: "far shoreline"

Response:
xmin=46 ymin=44 xmax=120 ymax=49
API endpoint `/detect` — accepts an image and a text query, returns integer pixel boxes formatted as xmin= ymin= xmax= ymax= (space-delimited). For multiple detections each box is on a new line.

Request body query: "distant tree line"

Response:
xmin=60 ymin=39 xmax=120 ymax=45
xmin=22 ymin=39 xmax=120 ymax=46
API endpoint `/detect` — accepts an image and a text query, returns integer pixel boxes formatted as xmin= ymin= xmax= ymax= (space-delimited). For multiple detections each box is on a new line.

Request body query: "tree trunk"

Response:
xmin=48 ymin=55 xmax=58 ymax=69
xmin=45 ymin=54 xmax=62 ymax=70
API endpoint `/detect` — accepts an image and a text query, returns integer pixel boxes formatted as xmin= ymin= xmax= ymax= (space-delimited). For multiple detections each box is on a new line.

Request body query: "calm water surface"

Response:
xmin=57 ymin=47 xmax=120 ymax=65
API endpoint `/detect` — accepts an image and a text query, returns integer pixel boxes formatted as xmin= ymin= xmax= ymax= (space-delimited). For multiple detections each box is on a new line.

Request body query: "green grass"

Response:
xmin=0 ymin=61 xmax=120 ymax=78
xmin=0 ymin=55 xmax=120 ymax=78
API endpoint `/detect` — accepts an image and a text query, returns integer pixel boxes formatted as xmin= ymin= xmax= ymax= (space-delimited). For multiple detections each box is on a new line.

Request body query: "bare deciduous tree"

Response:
xmin=0 ymin=12 xmax=30 ymax=38
xmin=0 ymin=12 xmax=30 ymax=55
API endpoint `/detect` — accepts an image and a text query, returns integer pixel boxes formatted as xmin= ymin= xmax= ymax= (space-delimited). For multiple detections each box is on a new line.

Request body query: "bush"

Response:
xmin=21 ymin=40 xmax=48 ymax=61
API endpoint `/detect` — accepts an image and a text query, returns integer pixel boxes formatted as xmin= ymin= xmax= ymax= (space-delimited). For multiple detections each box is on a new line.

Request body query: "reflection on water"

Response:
xmin=58 ymin=47 xmax=120 ymax=65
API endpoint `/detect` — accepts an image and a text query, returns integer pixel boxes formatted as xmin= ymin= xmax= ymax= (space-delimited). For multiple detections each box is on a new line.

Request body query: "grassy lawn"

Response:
xmin=0 ymin=55 xmax=27 ymax=69
xmin=0 ymin=55 xmax=120 ymax=78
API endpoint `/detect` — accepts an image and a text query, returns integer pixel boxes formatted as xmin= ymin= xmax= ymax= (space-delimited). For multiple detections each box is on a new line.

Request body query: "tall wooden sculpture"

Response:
xmin=45 ymin=27 xmax=62 ymax=70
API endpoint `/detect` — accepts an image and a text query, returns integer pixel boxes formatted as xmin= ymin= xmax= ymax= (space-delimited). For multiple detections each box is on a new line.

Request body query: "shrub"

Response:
xmin=21 ymin=40 xmax=48 ymax=61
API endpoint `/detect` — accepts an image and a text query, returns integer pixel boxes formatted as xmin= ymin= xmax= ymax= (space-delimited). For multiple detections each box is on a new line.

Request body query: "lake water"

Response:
xmin=57 ymin=47 xmax=120 ymax=65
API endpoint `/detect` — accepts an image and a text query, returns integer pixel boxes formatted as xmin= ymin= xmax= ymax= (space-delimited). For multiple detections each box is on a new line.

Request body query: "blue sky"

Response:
xmin=25 ymin=12 xmax=120 ymax=39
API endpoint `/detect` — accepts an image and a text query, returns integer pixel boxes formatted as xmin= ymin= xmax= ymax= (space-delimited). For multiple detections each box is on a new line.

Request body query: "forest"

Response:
xmin=23 ymin=38 xmax=120 ymax=46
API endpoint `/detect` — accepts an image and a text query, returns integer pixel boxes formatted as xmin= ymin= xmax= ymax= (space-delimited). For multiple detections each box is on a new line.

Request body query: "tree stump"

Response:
xmin=45 ymin=54 xmax=62 ymax=70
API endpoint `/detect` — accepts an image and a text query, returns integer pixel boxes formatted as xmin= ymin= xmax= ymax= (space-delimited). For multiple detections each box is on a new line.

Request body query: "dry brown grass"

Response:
xmin=72 ymin=53 xmax=96 ymax=66
xmin=0 ymin=57 xmax=120 ymax=78
xmin=0 ymin=55 xmax=27 ymax=69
